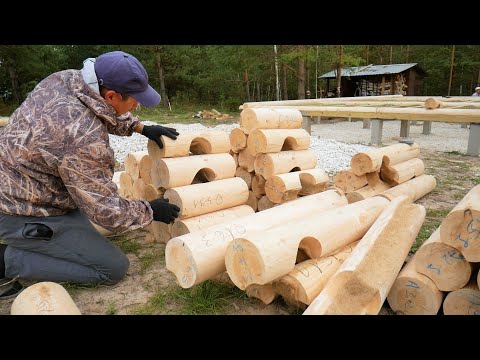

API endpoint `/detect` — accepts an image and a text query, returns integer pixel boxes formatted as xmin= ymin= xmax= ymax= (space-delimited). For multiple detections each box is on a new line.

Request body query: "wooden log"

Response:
xmin=245 ymin=191 xmax=258 ymax=211
xmin=119 ymin=171 xmax=134 ymax=198
xmin=246 ymin=129 xmax=310 ymax=156
xmin=150 ymin=221 xmax=171 ymax=244
xmin=245 ymin=100 xmax=428 ymax=109
xmin=387 ymin=255 xmax=444 ymax=315
xmin=225 ymin=196 xmax=389 ymax=290
xmin=165 ymin=189 xmax=347 ymax=288
xmin=132 ymin=178 xmax=160 ymax=201
xmin=346 ymin=182 xmax=391 ymax=204
xmin=235 ymin=167 xmax=254 ymax=189
xmin=240 ymin=108 xmax=303 ymax=134
xmin=381 ymin=174 xmax=436 ymax=202
xmin=237 ymin=148 xmax=256 ymax=172
xmin=265 ymin=172 xmax=302 ymax=204
xmin=425 ymin=98 xmax=480 ymax=109
xmin=147 ymin=130 xmax=230 ymax=159
xmin=245 ymin=284 xmax=278 ymax=305
xmin=241 ymin=95 xmax=404 ymax=108
xmin=229 ymin=150 xmax=239 ymax=167
xmin=414 ymin=227 xmax=472 ymax=291
xmin=334 ymin=169 xmax=367 ymax=194
xmin=380 ymin=158 xmax=425 ymax=186
xmin=0 ymin=117 xmax=8 ymax=127
xmin=257 ymin=195 xmax=279 ymax=211
xmin=304 ymin=195 xmax=425 ymax=315
xmin=229 ymin=128 xmax=248 ymax=153
xmin=124 ymin=151 xmax=148 ymax=181
xmin=252 ymin=174 xmax=266 ymax=198
xmin=170 ymin=205 xmax=254 ymax=237
xmin=139 ymin=154 xmax=153 ymax=185
xmin=424 ymin=98 xmax=441 ymax=109
xmin=298 ymin=169 xmax=330 ymax=195
xmin=143 ymin=223 xmax=157 ymax=244
xmin=273 ymin=241 xmax=359 ymax=306
xmin=11 ymin=282 xmax=81 ymax=315
xmin=440 ymin=185 xmax=480 ymax=262
xmin=254 ymin=150 xmax=317 ymax=180
xmin=165 ymin=177 xmax=249 ymax=219
xmin=351 ymin=143 xmax=420 ymax=176
xmin=151 ymin=153 xmax=236 ymax=189
xmin=443 ymin=279 xmax=480 ymax=315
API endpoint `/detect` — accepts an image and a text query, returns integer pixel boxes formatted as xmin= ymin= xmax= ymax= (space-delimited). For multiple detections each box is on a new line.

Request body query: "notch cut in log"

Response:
xmin=246 ymin=129 xmax=310 ymax=156
xmin=380 ymin=158 xmax=425 ymax=186
xmin=254 ymin=150 xmax=317 ymax=180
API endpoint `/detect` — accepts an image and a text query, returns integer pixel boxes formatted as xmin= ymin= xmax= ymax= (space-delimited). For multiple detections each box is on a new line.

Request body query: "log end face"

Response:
xmin=165 ymin=237 xmax=197 ymax=288
xmin=351 ymin=153 xmax=373 ymax=176
xmin=443 ymin=289 xmax=480 ymax=315
xmin=225 ymin=239 xmax=264 ymax=290
xmin=440 ymin=209 xmax=480 ymax=262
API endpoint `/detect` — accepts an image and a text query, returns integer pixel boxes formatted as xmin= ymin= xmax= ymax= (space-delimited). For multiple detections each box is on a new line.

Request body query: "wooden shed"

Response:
xmin=319 ymin=63 xmax=426 ymax=97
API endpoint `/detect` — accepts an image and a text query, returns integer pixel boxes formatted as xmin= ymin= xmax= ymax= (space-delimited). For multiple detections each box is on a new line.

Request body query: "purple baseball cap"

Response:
xmin=94 ymin=51 xmax=161 ymax=108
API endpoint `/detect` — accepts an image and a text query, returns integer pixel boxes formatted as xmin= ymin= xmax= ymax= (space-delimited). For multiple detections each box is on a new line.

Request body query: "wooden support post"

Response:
xmin=467 ymin=123 xmax=480 ymax=156
xmin=371 ymin=119 xmax=383 ymax=145
xmin=302 ymin=115 xmax=312 ymax=135
xmin=363 ymin=118 xmax=371 ymax=129
xmin=422 ymin=121 xmax=432 ymax=135
xmin=400 ymin=120 xmax=410 ymax=138
xmin=312 ymin=116 xmax=321 ymax=124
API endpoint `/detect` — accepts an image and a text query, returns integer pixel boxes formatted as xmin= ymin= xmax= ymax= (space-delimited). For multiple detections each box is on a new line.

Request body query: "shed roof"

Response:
xmin=320 ymin=63 xmax=426 ymax=79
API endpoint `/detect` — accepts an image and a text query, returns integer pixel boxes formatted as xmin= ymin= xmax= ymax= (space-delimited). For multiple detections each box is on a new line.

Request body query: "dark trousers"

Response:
xmin=0 ymin=209 xmax=129 ymax=284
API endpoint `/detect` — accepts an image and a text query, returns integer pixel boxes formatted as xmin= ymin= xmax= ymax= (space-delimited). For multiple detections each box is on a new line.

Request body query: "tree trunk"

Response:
xmin=282 ymin=63 xmax=288 ymax=100
xmin=243 ymin=69 xmax=250 ymax=101
xmin=273 ymin=45 xmax=280 ymax=101
xmin=448 ymin=45 xmax=455 ymax=96
xmin=297 ymin=55 xmax=306 ymax=99
xmin=405 ymin=45 xmax=410 ymax=63
xmin=389 ymin=46 xmax=393 ymax=64
xmin=336 ymin=45 xmax=343 ymax=97
xmin=8 ymin=61 xmax=21 ymax=104
xmin=154 ymin=46 xmax=169 ymax=107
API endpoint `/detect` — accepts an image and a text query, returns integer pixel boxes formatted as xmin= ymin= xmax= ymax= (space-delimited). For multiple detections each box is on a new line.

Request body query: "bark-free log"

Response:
xmin=245 ymin=284 xmax=278 ymax=305
xmin=151 ymin=221 xmax=172 ymax=244
xmin=139 ymin=154 xmax=153 ymax=185
xmin=125 ymin=151 xmax=148 ymax=181
xmin=119 ymin=171 xmax=134 ymax=198
xmin=257 ymin=195 xmax=279 ymax=211
xmin=252 ymin=174 xmax=266 ymax=198
xmin=240 ymin=108 xmax=303 ymax=134
xmin=225 ymin=196 xmax=389 ymax=290
xmin=165 ymin=177 xmax=249 ymax=219
xmin=151 ymin=153 xmax=236 ymax=189
xmin=254 ymin=150 xmax=317 ymax=179
xmin=165 ymin=190 xmax=347 ymax=288
xmin=246 ymin=191 xmax=258 ymax=211
xmin=304 ymin=195 xmax=425 ymax=315
xmin=132 ymin=178 xmax=160 ymax=201
xmin=238 ymin=148 xmax=256 ymax=172
xmin=170 ymin=205 xmax=254 ymax=237
xmin=273 ymin=241 xmax=359 ymax=306
xmin=298 ymin=169 xmax=330 ymax=195
xmin=443 ymin=279 xmax=480 ymax=315
xmin=229 ymin=128 xmax=248 ymax=153
xmin=246 ymin=129 xmax=310 ymax=156
xmin=147 ymin=131 xmax=230 ymax=159
xmin=380 ymin=158 xmax=425 ymax=186
xmin=387 ymin=255 xmax=444 ymax=315
xmin=11 ymin=282 xmax=81 ymax=315
xmin=346 ymin=182 xmax=391 ymax=203
xmin=440 ymin=185 xmax=480 ymax=262
xmin=334 ymin=169 xmax=367 ymax=194
xmin=351 ymin=143 xmax=420 ymax=176
xmin=414 ymin=227 xmax=472 ymax=291
xmin=381 ymin=174 xmax=436 ymax=202
xmin=235 ymin=167 xmax=254 ymax=189
xmin=229 ymin=150 xmax=239 ymax=167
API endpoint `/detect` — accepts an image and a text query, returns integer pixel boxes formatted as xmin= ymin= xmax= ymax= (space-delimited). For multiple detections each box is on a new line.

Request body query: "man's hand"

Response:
xmin=142 ymin=125 xmax=179 ymax=149
xmin=149 ymin=198 xmax=180 ymax=224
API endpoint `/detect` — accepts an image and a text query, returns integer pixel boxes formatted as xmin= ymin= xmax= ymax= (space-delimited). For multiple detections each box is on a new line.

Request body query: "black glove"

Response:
xmin=149 ymin=198 xmax=180 ymax=224
xmin=142 ymin=125 xmax=179 ymax=149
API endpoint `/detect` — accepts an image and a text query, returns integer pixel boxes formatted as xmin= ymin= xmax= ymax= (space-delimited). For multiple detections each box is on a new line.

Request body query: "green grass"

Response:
xmin=410 ymin=208 xmax=451 ymax=255
xmin=138 ymin=247 xmax=165 ymax=275
xmin=445 ymin=150 xmax=464 ymax=156
xmin=131 ymin=280 xmax=247 ymax=315
xmin=105 ymin=301 xmax=118 ymax=315
xmin=111 ymin=235 xmax=142 ymax=255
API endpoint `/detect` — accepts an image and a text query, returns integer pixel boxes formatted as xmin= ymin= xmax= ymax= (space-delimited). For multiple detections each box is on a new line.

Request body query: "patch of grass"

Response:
xmin=474 ymin=177 xmax=480 ymax=185
xmin=427 ymin=208 xmax=451 ymax=220
xmin=111 ymin=235 xmax=142 ymax=255
xmin=138 ymin=247 xmax=165 ymax=275
xmin=410 ymin=223 xmax=439 ymax=254
xmin=130 ymin=286 xmax=175 ymax=315
xmin=445 ymin=150 xmax=464 ymax=156
xmin=105 ymin=301 xmax=118 ymax=315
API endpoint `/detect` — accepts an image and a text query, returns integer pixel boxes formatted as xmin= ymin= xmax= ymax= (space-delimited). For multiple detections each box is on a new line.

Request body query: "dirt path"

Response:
xmin=1 ymin=149 xmax=478 ymax=315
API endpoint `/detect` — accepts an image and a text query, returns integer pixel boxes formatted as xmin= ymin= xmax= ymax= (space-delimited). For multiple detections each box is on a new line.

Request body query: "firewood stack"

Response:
xmin=230 ymin=108 xmax=330 ymax=212
xmin=387 ymin=184 xmax=480 ymax=315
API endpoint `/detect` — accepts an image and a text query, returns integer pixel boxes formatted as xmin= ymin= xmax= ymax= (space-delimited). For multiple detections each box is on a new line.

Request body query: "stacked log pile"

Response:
xmin=387 ymin=184 xmax=480 ymax=315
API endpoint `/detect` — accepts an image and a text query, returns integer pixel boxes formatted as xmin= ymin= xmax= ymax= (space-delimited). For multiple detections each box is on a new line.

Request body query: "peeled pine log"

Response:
xmin=387 ymin=255 xmax=444 ymax=315
xmin=151 ymin=153 xmax=236 ymax=189
xmin=334 ymin=169 xmax=367 ymax=194
xmin=246 ymin=191 xmax=258 ymax=211
xmin=304 ymin=195 xmax=425 ymax=315
xmin=240 ymin=108 xmax=303 ymax=134
xmin=346 ymin=182 xmax=391 ymax=204
xmin=235 ymin=167 xmax=254 ymax=189
xmin=125 ymin=151 xmax=148 ymax=181
xmin=274 ymin=241 xmax=359 ymax=307
xmin=165 ymin=189 xmax=347 ymax=288
xmin=229 ymin=150 xmax=239 ymax=167
xmin=241 ymin=95 xmax=404 ymax=108
xmin=381 ymin=174 xmax=436 ymax=202
xmin=150 ymin=221 xmax=172 ymax=243
xmin=414 ymin=227 xmax=471 ymax=291
xmin=252 ymin=174 xmax=266 ymax=198
xmin=425 ymin=98 xmax=480 ymax=109
xmin=246 ymin=129 xmax=310 ymax=156
xmin=225 ymin=196 xmax=389 ymax=290
xmin=257 ymin=195 xmax=279 ymax=211
xmin=443 ymin=279 xmax=480 ymax=315
xmin=351 ymin=143 xmax=420 ymax=176
xmin=440 ymin=185 xmax=480 ymax=262
xmin=132 ymin=178 xmax=160 ymax=201
xmin=254 ymin=150 xmax=317 ymax=180
xmin=380 ymin=158 xmax=425 ymax=186
xmin=165 ymin=177 xmax=249 ymax=219
xmin=245 ymin=284 xmax=278 ymax=305
xmin=170 ymin=205 xmax=254 ymax=237
xmin=11 ymin=282 xmax=81 ymax=315
xmin=229 ymin=128 xmax=248 ymax=153
xmin=147 ymin=131 xmax=230 ymax=159
xmin=299 ymin=169 xmax=329 ymax=195
xmin=238 ymin=148 xmax=256 ymax=172
xmin=0 ymin=117 xmax=8 ymax=127
xmin=139 ymin=154 xmax=153 ymax=185
xmin=119 ymin=171 xmax=134 ymax=198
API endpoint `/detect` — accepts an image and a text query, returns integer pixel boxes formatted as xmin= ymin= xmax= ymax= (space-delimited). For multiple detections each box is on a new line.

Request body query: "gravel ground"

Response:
xmin=109 ymin=120 xmax=472 ymax=175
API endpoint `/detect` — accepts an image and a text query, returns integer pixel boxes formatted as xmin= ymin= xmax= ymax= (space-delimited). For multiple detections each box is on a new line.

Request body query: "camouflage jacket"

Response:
xmin=0 ymin=69 xmax=153 ymax=234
